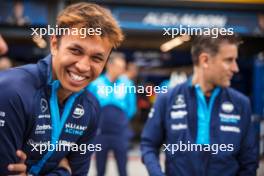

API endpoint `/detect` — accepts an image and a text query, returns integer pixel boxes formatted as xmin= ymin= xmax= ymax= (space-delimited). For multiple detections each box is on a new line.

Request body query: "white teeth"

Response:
xmin=69 ymin=72 xmax=85 ymax=81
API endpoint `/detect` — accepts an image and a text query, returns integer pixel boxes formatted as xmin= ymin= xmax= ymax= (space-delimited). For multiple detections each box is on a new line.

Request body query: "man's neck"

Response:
xmin=106 ymin=72 xmax=117 ymax=83
xmin=192 ymin=72 xmax=214 ymax=97
xmin=125 ymin=72 xmax=132 ymax=80
xmin=57 ymin=88 xmax=72 ymax=105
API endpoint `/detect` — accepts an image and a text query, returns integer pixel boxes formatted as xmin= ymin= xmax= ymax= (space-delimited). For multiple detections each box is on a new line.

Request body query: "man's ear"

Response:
xmin=199 ymin=52 xmax=210 ymax=68
xmin=50 ymin=35 xmax=58 ymax=56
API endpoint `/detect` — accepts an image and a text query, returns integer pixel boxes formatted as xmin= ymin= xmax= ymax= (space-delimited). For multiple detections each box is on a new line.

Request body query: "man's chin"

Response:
xmin=214 ymin=81 xmax=230 ymax=88
xmin=221 ymin=82 xmax=231 ymax=88
xmin=63 ymin=84 xmax=84 ymax=94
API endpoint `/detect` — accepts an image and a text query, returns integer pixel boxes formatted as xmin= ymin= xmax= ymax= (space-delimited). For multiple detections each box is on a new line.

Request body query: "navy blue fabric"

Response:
xmin=141 ymin=81 xmax=259 ymax=176
xmin=96 ymin=135 xmax=128 ymax=176
xmin=98 ymin=105 xmax=129 ymax=136
xmin=0 ymin=55 xmax=100 ymax=175
xmin=88 ymin=75 xmax=133 ymax=176
xmin=94 ymin=105 xmax=130 ymax=176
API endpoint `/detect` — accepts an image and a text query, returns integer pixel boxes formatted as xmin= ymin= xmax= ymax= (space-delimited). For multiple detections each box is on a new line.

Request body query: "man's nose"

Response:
xmin=232 ymin=61 xmax=239 ymax=73
xmin=75 ymin=57 xmax=91 ymax=73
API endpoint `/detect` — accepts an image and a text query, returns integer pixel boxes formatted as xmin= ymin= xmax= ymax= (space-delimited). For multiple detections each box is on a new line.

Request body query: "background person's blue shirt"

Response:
xmin=88 ymin=74 xmax=137 ymax=120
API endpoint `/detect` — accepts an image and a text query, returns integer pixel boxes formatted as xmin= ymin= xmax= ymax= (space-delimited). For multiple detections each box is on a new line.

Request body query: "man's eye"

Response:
xmin=69 ymin=48 xmax=81 ymax=55
xmin=225 ymin=58 xmax=233 ymax=63
xmin=92 ymin=56 xmax=103 ymax=63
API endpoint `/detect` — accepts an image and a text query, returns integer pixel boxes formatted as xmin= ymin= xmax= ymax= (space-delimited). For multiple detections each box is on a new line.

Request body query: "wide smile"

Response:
xmin=66 ymin=71 xmax=90 ymax=87
xmin=69 ymin=71 xmax=86 ymax=82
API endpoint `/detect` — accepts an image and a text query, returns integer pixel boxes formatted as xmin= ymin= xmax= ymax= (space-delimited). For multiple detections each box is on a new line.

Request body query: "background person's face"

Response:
xmin=14 ymin=2 xmax=24 ymax=18
xmin=205 ymin=43 xmax=239 ymax=88
xmin=128 ymin=63 xmax=138 ymax=79
xmin=51 ymin=34 xmax=112 ymax=93
xmin=107 ymin=57 xmax=126 ymax=79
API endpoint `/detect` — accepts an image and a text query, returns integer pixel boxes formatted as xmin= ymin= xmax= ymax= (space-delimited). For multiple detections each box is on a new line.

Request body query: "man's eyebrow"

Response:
xmin=224 ymin=57 xmax=235 ymax=60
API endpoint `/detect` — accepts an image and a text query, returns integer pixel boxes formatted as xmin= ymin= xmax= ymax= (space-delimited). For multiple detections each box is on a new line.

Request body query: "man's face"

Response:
xmin=50 ymin=34 xmax=112 ymax=93
xmin=205 ymin=43 xmax=239 ymax=88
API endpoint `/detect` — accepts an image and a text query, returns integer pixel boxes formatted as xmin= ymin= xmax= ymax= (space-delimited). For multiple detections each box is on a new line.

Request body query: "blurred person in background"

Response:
xmin=120 ymin=62 xmax=138 ymax=120
xmin=88 ymin=53 xmax=136 ymax=176
xmin=0 ymin=57 xmax=13 ymax=70
xmin=0 ymin=2 xmax=123 ymax=175
xmin=255 ymin=13 xmax=264 ymax=36
xmin=141 ymin=33 xmax=259 ymax=176
xmin=7 ymin=1 xmax=30 ymax=26
xmin=0 ymin=35 xmax=8 ymax=55
xmin=120 ymin=62 xmax=138 ymax=149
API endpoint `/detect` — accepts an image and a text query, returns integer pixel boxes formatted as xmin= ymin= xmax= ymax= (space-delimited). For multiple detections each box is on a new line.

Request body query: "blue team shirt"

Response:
xmin=141 ymin=80 xmax=259 ymax=176
xmin=0 ymin=55 xmax=100 ymax=175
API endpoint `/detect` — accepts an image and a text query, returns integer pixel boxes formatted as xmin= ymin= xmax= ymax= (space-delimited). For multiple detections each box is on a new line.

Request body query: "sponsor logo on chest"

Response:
xmin=172 ymin=94 xmax=186 ymax=109
xmin=40 ymin=98 xmax=48 ymax=113
xmin=219 ymin=102 xmax=240 ymax=123
xmin=221 ymin=102 xmax=234 ymax=113
xmin=220 ymin=125 xmax=240 ymax=133
xmin=171 ymin=123 xmax=188 ymax=130
xmin=65 ymin=123 xmax=87 ymax=136
xmin=170 ymin=110 xmax=188 ymax=119
xmin=35 ymin=124 xmax=52 ymax=134
xmin=72 ymin=104 xmax=85 ymax=119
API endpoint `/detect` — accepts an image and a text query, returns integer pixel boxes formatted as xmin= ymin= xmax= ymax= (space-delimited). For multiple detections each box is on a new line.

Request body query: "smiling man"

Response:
xmin=141 ymin=34 xmax=259 ymax=176
xmin=0 ymin=2 xmax=123 ymax=175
